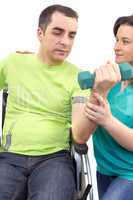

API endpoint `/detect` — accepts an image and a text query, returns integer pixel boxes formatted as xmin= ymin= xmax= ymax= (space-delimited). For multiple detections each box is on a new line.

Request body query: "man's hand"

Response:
xmin=93 ymin=61 xmax=121 ymax=97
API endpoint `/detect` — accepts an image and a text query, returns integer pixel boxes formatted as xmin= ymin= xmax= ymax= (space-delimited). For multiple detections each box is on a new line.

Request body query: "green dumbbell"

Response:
xmin=78 ymin=63 xmax=133 ymax=89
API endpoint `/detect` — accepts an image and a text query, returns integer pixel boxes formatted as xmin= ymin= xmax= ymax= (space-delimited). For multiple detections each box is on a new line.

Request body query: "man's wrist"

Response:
xmin=92 ymin=89 xmax=108 ymax=99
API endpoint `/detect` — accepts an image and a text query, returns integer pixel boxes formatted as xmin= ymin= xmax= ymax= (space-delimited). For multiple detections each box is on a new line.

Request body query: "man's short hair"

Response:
xmin=38 ymin=4 xmax=78 ymax=30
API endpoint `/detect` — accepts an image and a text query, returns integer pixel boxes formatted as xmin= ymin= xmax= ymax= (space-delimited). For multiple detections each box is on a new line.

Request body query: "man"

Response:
xmin=0 ymin=4 xmax=120 ymax=200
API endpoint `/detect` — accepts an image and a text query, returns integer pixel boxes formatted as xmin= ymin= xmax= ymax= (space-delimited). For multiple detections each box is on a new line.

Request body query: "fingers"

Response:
xmin=84 ymin=103 xmax=101 ymax=122
xmin=105 ymin=61 xmax=121 ymax=82
xmin=95 ymin=61 xmax=121 ymax=82
xmin=111 ymin=63 xmax=121 ymax=82
xmin=93 ymin=61 xmax=121 ymax=95
xmin=85 ymin=93 xmax=111 ymax=125
xmin=84 ymin=110 xmax=97 ymax=122
xmin=85 ymin=101 xmax=104 ymax=114
xmin=93 ymin=93 xmax=106 ymax=107
xmin=93 ymin=66 xmax=104 ymax=90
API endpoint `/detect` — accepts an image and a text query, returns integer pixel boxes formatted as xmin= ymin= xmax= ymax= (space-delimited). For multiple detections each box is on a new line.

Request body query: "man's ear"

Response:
xmin=37 ymin=27 xmax=45 ymax=41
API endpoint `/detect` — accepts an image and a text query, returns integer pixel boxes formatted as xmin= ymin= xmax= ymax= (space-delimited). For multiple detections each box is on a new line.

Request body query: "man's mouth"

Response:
xmin=54 ymin=49 xmax=69 ymax=55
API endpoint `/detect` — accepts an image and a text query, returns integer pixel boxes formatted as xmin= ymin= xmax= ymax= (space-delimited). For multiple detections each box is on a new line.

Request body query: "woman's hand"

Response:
xmin=84 ymin=93 xmax=112 ymax=126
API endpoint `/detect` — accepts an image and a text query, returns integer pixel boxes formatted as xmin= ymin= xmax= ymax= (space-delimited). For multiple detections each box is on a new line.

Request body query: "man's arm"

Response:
xmin=72 ymin=94 xmax=97 ymax=144
xmin=72 ymin=61 xmax=121 ymax=144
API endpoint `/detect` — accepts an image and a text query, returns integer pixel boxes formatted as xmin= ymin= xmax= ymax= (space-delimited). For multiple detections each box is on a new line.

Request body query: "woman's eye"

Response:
xmin=123 ymin=40 xmax=129 ymax=44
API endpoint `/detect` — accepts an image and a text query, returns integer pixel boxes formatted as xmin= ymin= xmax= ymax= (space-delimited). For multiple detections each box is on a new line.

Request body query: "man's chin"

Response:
xmin=54 ymin=55 xmax=67 ymax=62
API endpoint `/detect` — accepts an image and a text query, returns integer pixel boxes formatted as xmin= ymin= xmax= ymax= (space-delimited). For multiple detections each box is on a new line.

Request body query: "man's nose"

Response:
xmin=60 ymin=35 xmax=70 ymax=46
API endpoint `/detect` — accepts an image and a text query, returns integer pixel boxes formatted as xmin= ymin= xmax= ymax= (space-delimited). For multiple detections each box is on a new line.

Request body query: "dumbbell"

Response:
xmin=78 ymin=62 xmax=133 ymax=89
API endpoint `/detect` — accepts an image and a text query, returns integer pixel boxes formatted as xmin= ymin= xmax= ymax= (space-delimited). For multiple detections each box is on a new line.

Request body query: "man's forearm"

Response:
xmin=72 ymin=94 xmax=98 ymax=144
xmin=72 ymin=115 xmax=96 ymax=144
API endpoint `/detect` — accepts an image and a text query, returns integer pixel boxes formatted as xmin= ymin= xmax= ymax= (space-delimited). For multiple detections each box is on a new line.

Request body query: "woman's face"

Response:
xmin=114 ymin=24 xmax=133 ymax=66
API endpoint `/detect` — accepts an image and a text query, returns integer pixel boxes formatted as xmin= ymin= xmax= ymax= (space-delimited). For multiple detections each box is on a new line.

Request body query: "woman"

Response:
xmin=85 ymin=15 xmax=133 ymax=200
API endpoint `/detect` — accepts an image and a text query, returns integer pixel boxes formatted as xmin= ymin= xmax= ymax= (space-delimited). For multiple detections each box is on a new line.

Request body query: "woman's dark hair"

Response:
xmin=113 ymin=15 xmax=133 ymax=36
xmin=38 ymin=4 xmax=78 ymax=30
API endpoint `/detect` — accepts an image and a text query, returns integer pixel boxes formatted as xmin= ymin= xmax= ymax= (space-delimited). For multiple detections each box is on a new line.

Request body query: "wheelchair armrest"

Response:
xmin=73 ymin=142 xmax=88 ymax=155
xmin=72 ymin=142 xmax=92 ymax=200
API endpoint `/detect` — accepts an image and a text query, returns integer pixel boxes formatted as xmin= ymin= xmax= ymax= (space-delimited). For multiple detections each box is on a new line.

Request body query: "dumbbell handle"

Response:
xmin=78 ymin=63 xmax=133 ymax=89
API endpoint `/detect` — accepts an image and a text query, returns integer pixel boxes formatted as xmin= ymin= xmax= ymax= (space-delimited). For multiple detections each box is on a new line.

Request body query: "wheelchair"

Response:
xmin=1 ymin=89 xmax=94 ymax=200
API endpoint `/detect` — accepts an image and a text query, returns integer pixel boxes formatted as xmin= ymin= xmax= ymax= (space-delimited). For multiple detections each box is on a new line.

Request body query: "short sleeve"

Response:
xmin=0 ymin=59 xmax=7 ymax=90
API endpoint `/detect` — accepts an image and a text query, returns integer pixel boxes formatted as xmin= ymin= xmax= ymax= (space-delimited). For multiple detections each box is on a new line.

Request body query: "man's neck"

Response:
xmin=37 ymin=49 xmax=63 ymax=66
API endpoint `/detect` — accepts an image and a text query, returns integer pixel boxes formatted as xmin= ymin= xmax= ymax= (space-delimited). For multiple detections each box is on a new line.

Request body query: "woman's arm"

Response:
xmin=84 ymin=93 xmax=133 ymax=151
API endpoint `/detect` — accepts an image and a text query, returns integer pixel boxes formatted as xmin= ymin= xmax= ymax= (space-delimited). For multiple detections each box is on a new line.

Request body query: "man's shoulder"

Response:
xmin=15 ymin=51 xmax=34 ymax=55
xmin=0 ymin=51 xmax=35 ymax=69
xmin=2 ymin=51 xmax=34 ymax=61
xmin=15 ymin=50 xmax=34 ymax=59
xmin=10 ymin=51 xmax=35 ymax=63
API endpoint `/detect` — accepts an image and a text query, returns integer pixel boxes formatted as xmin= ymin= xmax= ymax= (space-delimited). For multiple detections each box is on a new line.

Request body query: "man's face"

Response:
xmin=114 ymin=25 xmax=133 ymax=66
xmin=37 ymin=12 xmax=78 ymax=65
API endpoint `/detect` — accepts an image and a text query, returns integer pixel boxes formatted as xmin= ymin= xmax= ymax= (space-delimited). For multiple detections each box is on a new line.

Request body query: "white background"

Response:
xmin=0 ymin=1 xmax=132 ymax=199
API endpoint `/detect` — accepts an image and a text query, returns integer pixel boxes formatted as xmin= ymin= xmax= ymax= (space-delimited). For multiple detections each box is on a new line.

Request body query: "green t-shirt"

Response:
xmin=93 ymin=82 xmax=133 ymax=180
xmin=0 ymin=53 xmax=91 ymax=155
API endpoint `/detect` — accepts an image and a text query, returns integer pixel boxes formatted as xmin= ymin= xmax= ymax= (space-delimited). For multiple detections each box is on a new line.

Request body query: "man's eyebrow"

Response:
xmin=52 ymin=27 xmax=64 ymax=32
xmin=52 ymin=27 xmax=77 ymax=35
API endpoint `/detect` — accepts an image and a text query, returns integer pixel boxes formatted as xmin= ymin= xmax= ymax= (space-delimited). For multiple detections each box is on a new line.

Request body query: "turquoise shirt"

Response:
xmin=93 ymin=82 xmax=133 ymax=181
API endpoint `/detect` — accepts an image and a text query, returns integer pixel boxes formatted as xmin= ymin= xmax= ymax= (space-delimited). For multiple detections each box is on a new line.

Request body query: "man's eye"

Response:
xmin=53 ymin=31 xmax=61 ymax=35
xmin=69 ymin=34 xmax=75 ymax=39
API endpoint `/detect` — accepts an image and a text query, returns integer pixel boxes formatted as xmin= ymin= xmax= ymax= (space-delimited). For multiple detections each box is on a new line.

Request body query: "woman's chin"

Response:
xmin=115 ymin=59 xmax=125 ymax=64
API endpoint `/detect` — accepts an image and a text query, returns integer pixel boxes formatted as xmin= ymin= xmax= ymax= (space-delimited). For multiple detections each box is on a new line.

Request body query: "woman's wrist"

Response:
xmin=103 ymin=114 xmax=115 ymax=130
